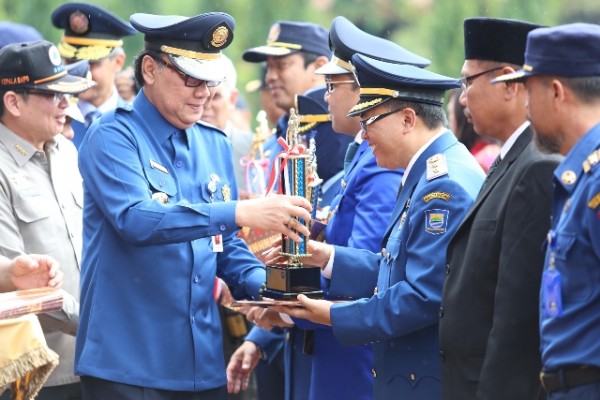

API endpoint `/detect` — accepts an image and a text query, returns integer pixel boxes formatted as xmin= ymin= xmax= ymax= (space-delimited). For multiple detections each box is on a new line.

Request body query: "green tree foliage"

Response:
xmin=0 ymin=0 xmax=574 ymax=116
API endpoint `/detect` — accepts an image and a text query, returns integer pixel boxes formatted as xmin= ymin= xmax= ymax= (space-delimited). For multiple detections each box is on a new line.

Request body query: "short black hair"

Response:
xmin=561 ymin=76 xmax=600 ymax=103
xmin=388 ymin=98 xmax=448 ymax=130
xmin=133 ymin=49 xmax=164 ymax=88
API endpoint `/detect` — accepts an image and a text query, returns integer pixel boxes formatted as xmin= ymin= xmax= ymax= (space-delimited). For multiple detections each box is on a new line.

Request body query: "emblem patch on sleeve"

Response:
xmin=425 ymin=209 xmax=449 ymax=235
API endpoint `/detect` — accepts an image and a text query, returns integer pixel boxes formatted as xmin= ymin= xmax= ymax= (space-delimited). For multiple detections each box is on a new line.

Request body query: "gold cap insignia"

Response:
xmin=267 ymin=23 xmax=281 ymax=43
xmin=69 ymin=11 xmax=90 ymax=35
xmin=211 ymin=26 xmax=229 ymax=48
xmin=561 ymin=170 xmax=577 ymax=185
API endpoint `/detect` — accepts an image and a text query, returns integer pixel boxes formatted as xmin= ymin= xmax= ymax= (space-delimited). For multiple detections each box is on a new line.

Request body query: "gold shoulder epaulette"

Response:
xmin=582 ymin=149 xmax=600 ymax=173
xmin=426 ymin=153 xmax=448 ymax=181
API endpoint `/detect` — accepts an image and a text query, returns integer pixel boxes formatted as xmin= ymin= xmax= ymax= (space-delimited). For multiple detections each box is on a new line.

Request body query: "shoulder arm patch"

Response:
xmin=582 ymin=149 xmax=600 ymax=173
xmin=426 ymin=153 xmax=448 ymax=181
xmin=423 ymin=191 xmax=451 ymax=203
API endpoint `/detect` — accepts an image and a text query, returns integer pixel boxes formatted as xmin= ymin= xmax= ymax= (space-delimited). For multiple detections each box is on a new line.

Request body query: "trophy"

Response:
xmin=262 ymin=109 xmax=324 ymax=300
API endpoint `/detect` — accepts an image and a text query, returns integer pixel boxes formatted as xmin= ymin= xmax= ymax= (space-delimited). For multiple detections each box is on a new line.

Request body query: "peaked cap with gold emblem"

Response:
xmin=316 ymin=16 xmax=430 ymax=76
xmin=348 ymin=54 xmax=460 ymax=116
xmin=295 ymin=87 xmax=331 ymax=135
xmin=130 ymin=12 xmax=234 ymax=83
xmin=51 ymin=2 xmax=136 ymax=61
xmin=243 ymin=21 xmax=329 ymax=62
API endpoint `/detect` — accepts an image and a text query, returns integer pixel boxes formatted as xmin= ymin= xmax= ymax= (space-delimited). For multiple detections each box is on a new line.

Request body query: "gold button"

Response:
xmin=374 ymin=287 xmax=378 ymax=295
xmin=561 ymin=170 xmax=577 ymax=185
xmin=409 ymin=373 xmax=416 ymax=381
xmin=285 ymin=332 xmax=290 ymax=341
xmin=372 ymin=368 xmax=377 ymax=378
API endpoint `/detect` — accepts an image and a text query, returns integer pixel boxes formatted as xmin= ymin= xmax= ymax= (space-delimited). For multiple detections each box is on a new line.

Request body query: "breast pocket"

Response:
xmin=555 ymin=231 xmax=591 ymax=302
xmin=14 ymin=195 xmax=59 ymax=252
xmin=143 ymin=165 xmax=177 ymax=199
xmin=199 ymin=180 xmax=233 ymax=203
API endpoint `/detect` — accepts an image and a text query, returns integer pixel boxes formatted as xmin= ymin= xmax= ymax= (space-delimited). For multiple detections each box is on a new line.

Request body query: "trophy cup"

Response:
xmin=262 ymin=109 xmax=324 ymax=300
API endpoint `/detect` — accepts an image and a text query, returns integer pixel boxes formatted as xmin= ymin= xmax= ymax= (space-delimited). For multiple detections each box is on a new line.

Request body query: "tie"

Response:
xmin=84 ymin=110 xmax=102 ymax=128
xmin=480 ymin=155 xmax=501 ymax=189
xmin=344 ymin=141 xmax=360 ymax=173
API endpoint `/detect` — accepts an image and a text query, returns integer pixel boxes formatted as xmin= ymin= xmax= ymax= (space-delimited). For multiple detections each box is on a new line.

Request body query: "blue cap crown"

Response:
xmin=494 ymin=23 xmax=600 ymax=83
xmin=348 ymin=54 xmax=460 ymax=116
xmin=0 ymin=22 xmax=43 ymax=49
xmin=243 ymin=21 xmax=329 ymax=62
xmin=316 ymin=16 xmax=430 ymax=75
xmin=52 ymin=2 xmax=136 ymax=61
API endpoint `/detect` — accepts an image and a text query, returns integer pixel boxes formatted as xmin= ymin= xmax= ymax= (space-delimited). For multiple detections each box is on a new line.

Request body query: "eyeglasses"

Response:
xmin=325 ymin=79 xmax=356 ymax=94
xmin=159 ymin=59 xmax=220 ymax=88
xmin=359 ymin=109 xmax=402 ymax=133
xmin=17 ymin=90 xmax=72 ymax=104
xmin=459 ymin=66 xmax=504 ymax=90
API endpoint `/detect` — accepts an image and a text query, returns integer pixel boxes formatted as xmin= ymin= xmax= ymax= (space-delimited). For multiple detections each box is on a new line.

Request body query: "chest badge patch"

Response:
xmin=425 ymin=209 xmax=449 ymax=235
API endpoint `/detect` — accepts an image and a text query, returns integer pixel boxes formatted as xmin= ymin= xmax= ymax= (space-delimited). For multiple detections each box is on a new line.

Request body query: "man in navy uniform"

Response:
xmin=439 ymin=18 xmax=562 ymax=400
xmin=495 ymin=22 xmax=600 ymax=400
xmin=74 ymin=11 xmax=314 ymax=400
xmin=51 ymin=2 xmax=137 ymax=148
xmin=242 ymin=20 xmax=353 ymax=186
xmin=273 ymin=54 xmax=485 ymax=399
xmin=292 ymin=16 xmax=429 ymax=400
xmin=233 ymin=21 xmax=353 ymax=400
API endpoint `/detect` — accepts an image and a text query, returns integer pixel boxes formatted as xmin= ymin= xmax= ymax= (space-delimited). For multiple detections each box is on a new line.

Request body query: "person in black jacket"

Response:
xmin=439 ymin=17 xmax=562 ymax=400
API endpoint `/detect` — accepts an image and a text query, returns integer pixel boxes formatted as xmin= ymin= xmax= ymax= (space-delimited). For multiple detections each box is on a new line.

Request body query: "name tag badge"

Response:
xmin=212 ymin=234 xmax=223 ymax=253
xmin=542 ymin=268 xmax=563 ymax=318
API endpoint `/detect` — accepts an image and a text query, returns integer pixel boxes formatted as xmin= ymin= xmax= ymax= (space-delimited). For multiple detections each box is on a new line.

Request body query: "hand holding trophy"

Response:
xmin=261 ymin=109 xmax=324 ymax=300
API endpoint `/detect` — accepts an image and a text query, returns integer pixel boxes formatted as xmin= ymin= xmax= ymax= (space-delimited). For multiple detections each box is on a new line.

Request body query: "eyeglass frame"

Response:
xmin=15 ymin=90 xmax=72 ymax=105
xmin=459 ymin=66 xmax=504 ymax=91
xmin=158 ymin=58 xmax=221 ymax=88
xmin=325 ymin=79 xmax=356 ymax=94
xmin=359 ymin=108 xmax=404 ymax=133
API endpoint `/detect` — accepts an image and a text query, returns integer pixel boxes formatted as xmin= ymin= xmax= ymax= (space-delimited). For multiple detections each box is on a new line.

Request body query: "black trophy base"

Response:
xmin=263 ymin=264 xmax=324 ymax=300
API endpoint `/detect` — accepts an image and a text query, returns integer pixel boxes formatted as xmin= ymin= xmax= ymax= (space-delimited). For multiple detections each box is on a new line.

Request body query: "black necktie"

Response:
xmin=481 ymin=155 xmax=501 ymax=187
xmin=344 ymin=141 xmax=360 ymax=173
xmin=488 ymin=155 xmax=501 ymax=175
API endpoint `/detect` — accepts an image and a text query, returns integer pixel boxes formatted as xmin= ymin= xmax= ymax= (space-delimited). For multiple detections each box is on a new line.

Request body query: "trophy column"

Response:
xmin=262 ymin=109 xmax=324 ymax=300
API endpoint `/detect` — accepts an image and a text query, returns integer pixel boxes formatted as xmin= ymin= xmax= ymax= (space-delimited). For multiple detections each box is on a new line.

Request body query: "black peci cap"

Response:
xmin=463 ymin=17 xmax=542 ymax=65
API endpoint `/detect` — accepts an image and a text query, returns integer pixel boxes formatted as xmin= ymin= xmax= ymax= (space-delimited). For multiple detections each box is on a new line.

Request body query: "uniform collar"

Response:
xmin=402 ymin=129 xmax=447 ymax=185
xmin=135 ymin=90 xmax=191 ymax=148
xmin=78 ymin=86 xmax=120 ymax=116
xmin=554 ymin=122 xmax=600 ymax=193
